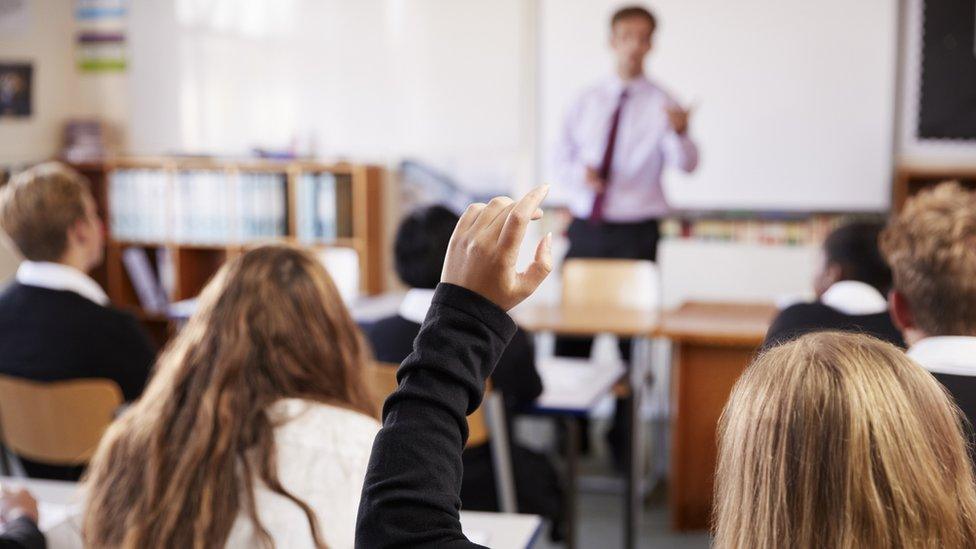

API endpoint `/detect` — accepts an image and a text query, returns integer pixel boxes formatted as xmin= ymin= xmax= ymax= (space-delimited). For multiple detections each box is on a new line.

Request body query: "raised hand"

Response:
xmin=441 ymin=186 xmax=553 ymax=311
xmin=665 ymin=103 xmax=692 ymax=135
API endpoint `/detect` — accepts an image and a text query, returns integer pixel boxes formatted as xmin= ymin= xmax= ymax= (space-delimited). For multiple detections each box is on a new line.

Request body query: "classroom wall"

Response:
xmin=0 ymin=1 xmax=78 ymax=164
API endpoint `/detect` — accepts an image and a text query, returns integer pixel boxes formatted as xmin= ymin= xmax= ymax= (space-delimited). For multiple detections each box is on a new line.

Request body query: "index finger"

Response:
xmin=499 ymin=185 xmax=549 ymax=249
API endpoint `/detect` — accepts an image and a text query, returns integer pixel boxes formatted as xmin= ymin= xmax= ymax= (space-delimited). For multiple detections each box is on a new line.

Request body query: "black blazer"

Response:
xmin=0 ymin=283 xmax=155 ymax=400
xmin=764 ymin=302 xmax=905 ymax=350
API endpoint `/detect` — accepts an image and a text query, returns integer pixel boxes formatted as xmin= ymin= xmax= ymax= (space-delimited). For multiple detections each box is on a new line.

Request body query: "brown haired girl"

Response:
xmin=83 ymin=244 xmax=378 ymax=548
xmin=714 ymin=332 xmax=976 ymax=549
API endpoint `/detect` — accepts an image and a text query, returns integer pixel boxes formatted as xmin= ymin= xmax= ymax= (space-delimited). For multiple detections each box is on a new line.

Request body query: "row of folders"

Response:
xmin=109 ymin=170 xmax=353 ymax=244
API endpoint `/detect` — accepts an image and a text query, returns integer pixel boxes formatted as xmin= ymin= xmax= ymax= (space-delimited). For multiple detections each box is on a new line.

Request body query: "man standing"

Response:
xmin=555 ymin=4 xmax=698 ymax=263
xmin=553 ymin=5 xmax=698 ymax=461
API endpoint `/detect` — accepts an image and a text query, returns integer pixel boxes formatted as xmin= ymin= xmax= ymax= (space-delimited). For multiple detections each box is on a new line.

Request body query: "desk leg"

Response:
xmin=624 ymin=337 xmax=649 ymax=549
xmin=562 ymin=416 xmax=579 ymax=549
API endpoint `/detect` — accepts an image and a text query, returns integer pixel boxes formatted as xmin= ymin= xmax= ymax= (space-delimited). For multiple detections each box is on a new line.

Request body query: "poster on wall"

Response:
xmin=0 ymin=63 xmax=32 ymax=118
xmin=917 ymin=0 xmax=976 ymax=140
xmin=76 ymin=0 xmax=127 ymax=72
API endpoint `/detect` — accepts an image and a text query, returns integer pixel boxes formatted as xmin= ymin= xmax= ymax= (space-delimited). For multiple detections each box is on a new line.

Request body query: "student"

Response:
xmin=365 ymin=205 xmax=563 ymax=538
xmin=713 ymin=332 xmax=976 ymax=548
xmin=0 ymin=488 xmax=44 ymax=549
xmin=0 ymin=162 xmax=155 ymax=480
xmin=358 ymin=187 xmax=554 ymax=547
xmin=764 ymin=220 xmax=904 ymax=348
xmin=83 ymin=245 xmax=379 ymax=548
xmin=881 ymin=182 xmax=976 ymax=432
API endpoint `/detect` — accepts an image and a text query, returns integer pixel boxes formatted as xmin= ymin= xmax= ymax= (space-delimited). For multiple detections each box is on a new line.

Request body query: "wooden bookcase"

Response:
xmin=892 ymin=163 xmax=976 ymax=212
xmin=70 ymin=158 xmax=385 ymax=347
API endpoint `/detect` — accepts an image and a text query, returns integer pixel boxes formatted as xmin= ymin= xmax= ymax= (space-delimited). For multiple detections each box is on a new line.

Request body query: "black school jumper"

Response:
xmin=357 ymin=283 xmax=523 ymax=548
xmin=763 ymin=302 xmax=905 ymax=350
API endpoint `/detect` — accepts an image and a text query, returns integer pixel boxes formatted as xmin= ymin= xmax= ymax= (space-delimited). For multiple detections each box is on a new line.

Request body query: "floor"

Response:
xmin=533 ymin=489 xmax=710 ymax=549
xmin=516 ymin=417 xmax=711 ymax=549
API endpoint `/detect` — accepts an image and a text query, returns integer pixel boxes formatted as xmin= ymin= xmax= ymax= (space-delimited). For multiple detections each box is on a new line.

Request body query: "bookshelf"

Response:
xmin=892 ymin=163 xmax=976 ymax=212
xmin=70 ymin=158 xmax=385 ymax=347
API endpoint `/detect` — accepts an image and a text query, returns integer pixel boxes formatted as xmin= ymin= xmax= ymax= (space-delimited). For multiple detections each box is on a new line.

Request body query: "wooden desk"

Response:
xmin=657 ymin=302 xmax=777 ymax=531
xmin=513 ymin=304 xmax=659 ymax=337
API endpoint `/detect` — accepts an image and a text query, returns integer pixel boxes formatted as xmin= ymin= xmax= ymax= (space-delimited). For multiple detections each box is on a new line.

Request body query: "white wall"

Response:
xmin=128 ymin=0 xmax=533 ymax=194
xmin=0 ymin=1 xmax=77 ymax=164
xmin=539 ymin=0 xmax=898 ymax=212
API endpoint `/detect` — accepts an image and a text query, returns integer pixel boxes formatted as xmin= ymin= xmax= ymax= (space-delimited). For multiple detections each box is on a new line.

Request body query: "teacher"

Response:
xmin=554 ymin=4 xmax=698 ymax=263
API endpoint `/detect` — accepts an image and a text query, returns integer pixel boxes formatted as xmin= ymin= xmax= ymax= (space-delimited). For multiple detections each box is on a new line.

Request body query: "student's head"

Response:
xmin=714 ymin=332 xmax=976 ymax=548
xmin=0 ymin=162 xmax=103 ymax=272
xmin=394 ymin=204 xmax=460 ymax=290
xmin=83 ymin=244 xmax=375 ymax=548
xmin=609 ymin=5 xmax=656 ymax=79
xmin=813 ymin=220 xmax=891 ymax=297
xmin=881 ymin=182 xmax=976 ymax=345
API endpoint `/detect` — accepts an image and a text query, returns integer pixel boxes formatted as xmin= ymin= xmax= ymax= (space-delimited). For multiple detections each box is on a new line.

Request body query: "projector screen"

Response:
xmin=539 ymin=0 xmax=898 ymax=212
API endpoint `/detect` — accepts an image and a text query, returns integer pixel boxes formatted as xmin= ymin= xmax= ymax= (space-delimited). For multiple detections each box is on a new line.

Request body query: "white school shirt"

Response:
xmin=907 ymin=336 xmax=976 ymax=377
xmin=15 ymin=260 xmax=109 ymax=306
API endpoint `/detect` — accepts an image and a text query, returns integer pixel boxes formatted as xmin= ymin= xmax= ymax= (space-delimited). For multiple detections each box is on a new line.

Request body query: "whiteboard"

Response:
xmin=539 ymin=0 xmax=898 ymax=212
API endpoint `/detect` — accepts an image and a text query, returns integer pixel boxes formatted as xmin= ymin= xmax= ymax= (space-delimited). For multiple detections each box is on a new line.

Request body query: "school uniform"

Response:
xmin=0 ymin=261 xmax=155 ymax=479
xmin=366 ymin=289 xmax=564 ymax=538
xmin=764 ymin=281 xmax=904 ymax=349
xmin=908 ymin=336 xmax=976 ymax=437
xmin=226 ymin=399 xmax=380 ymax=549
xmin=358 ymin=283 xmax=520 ymax=547
xmin=0 ymin=517 xmax=45 ymax=549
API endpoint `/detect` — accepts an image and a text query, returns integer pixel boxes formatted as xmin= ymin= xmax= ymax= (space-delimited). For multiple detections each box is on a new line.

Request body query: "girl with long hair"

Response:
xmin=713 ymin=332 xmax=976 ymax=548
xmin=83 ymin=244 xmax=378 ymax=548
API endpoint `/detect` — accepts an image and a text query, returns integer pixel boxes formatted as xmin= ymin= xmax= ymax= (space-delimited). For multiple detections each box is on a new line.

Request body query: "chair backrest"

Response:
xmin=0 ymin=375 xmax=123 ymax=465
xmin=367 ymin=363 xmax=490 ymax=447
xmin=561 ymin=258 xmax=660 ymax=311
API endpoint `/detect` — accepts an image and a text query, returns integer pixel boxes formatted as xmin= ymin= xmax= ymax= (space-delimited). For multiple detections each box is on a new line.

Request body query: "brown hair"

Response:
xmin=880 ymin=182 xmax=976 ymax=336
xmin=82 ymin=244 xmax=377 ymax=548
xmin=0 ymin=162 xmax=91 ymax=262
xmin=611 ymin=5 xmax=657 ymax=32
xmin=713 ymin=332 xmax=976 ymax=549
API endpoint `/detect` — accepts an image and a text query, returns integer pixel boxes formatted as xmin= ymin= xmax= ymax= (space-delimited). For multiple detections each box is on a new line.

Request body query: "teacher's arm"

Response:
xmin=356 ymin=188 xmax=553 ymax=549
xmin=663 ymin=100 xmax=699 ymax=173
xmin=555 ymin=96 xmax=604 ymax=194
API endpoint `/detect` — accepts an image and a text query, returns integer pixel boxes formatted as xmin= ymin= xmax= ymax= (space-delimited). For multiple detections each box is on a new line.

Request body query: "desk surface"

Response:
xmin=533 ymin=357 xmax=624 ymax=415
xmin=657 ymin=301 xmax=777 ymax=346
xmin=1 ymin=477 xmax=543 ymax=548
xmin=513 ymin=305 xmax=659 ymax=337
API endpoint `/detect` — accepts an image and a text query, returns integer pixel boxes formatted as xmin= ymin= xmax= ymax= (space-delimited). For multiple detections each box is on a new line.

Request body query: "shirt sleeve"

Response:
xmin=552 ymin=94 xmax=591 ymax=201
xmin=661 ymin=94 xmax=699 ymax=173
xmin=102 ymin=312 xmax=157 ymax=402
xmin=0 ymin=517 xmax=46 ymax=549
xmin=356 ymin=283 xmax=517 ymax=549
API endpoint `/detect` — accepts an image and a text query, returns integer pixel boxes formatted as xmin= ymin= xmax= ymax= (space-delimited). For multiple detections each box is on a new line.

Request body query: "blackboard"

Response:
xmin=918 ymin=0 xmax=976 ymax=140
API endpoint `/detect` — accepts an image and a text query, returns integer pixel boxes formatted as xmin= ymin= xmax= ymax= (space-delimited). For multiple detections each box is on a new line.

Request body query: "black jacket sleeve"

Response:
xmin=0 ymin=517 xmax=46 ymax=549
xmin=356 ymin=283 xmax=517 ymax=548
xmin=490 ymin=328 xmax=543 ymax=412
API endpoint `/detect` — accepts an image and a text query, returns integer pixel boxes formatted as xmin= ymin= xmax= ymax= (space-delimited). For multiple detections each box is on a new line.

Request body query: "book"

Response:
xmin=121 ymin=247 xmax=168 ymax=313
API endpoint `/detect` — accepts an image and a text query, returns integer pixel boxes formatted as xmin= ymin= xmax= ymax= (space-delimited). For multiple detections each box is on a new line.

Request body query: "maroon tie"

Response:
xmin=589 ymin=89 xmax=628 ymax=223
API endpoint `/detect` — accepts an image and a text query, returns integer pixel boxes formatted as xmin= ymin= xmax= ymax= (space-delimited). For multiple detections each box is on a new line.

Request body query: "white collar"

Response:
xmin=820 ymin=280 xmax=889 ymax=316
xmin=604 ymin=74 xmax=651 ymax=96
xmin=16 ymin=261 xmax=109 ymax=306
xmin=908 ymin=336 xmax=976 ymax=377
xmin=398 ymin=288 xmax=436 ymax=324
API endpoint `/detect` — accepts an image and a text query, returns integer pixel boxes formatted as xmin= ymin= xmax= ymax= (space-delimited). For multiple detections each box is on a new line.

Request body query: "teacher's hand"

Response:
xmin=666 ymin=104 xmax=692 ymax=135
xmin=442 ymin=186 xmax=553 ymax=311
xmin=585 ymin=167 xmax=606 ymax=193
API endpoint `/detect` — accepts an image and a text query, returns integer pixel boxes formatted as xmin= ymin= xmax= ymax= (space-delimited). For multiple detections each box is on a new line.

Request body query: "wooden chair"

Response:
xmin=561 ymin=258 xmax=660 ymax=310
xmin=367 ymin=362 xmax=516 ymax=511
xmin=0 ymin=375 xmax=123 ymax=469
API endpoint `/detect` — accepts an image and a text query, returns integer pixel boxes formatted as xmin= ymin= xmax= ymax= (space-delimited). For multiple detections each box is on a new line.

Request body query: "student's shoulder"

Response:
xmin=270 ymin=399 xmax=380 ymax=452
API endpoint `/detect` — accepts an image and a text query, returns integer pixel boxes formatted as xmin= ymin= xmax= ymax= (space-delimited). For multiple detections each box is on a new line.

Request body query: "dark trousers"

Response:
xmin=556 ymin=217 xmax=660 ymax=464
